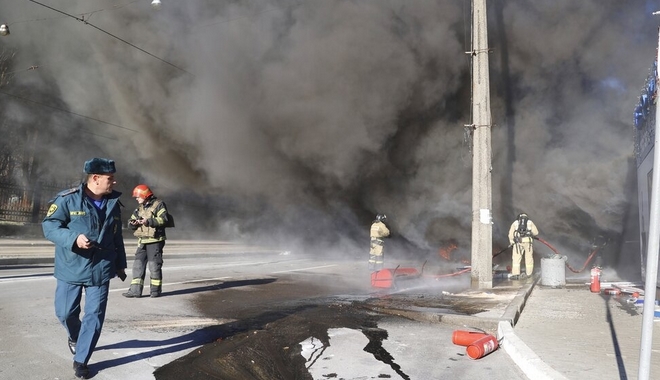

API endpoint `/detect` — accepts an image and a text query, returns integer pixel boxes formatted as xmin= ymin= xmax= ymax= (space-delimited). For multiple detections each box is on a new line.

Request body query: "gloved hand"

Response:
xmin=129 ymin=218 xmax=144 ymax=226
xmin=514 ymin=236 xmax=520 ymax=244
xmin=117 ymin=269 xmax=127 ymax=282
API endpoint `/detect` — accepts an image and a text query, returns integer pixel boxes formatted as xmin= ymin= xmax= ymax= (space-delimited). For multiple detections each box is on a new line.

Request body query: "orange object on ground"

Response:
xmin=466 ymin=334 xmax=499 ymax=359
xmin=590 ymin=267 xmax=601 ymax=293
xmin=370 ymin=266 xmax=420 ymax=289
xmin=452 ymin=330 xmax=488 ymax=346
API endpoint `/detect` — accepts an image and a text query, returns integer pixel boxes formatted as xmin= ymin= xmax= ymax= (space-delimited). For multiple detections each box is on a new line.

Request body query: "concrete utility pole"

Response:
xmin=470 ymin=0 xmax=493 ymax=289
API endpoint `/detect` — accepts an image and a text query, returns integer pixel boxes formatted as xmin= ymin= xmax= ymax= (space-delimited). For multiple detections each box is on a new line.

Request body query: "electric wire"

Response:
xmin=7 ymin=0 xmax=140 ymax=26
xmin=0 ymin=66 xmax=131 ymax=137
xmin=0 ymin=89 xmax=139 ymax=133
xmin=26 ymin=0 xmax=192 ymax=76
xmin=3 ymin=65 xmax=40 ymax=76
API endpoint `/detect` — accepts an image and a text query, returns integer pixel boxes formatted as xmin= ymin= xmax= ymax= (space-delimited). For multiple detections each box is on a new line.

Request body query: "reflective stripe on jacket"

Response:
xmin=130 ymin=198 xmax=168 ymax=244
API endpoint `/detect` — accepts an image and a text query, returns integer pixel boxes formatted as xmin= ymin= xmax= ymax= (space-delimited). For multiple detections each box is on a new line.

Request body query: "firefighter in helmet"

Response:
xmin=369 ymin=214 xmax=390 ymax=271
xmin=122 ymin=184 xmax=170 ymax=298
xmin=507 ymin=213 xmax=539 ymax=279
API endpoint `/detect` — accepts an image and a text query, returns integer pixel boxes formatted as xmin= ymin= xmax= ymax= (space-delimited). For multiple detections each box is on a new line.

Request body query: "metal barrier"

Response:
xmin=0 ymin=182 xmax=69 ymax=223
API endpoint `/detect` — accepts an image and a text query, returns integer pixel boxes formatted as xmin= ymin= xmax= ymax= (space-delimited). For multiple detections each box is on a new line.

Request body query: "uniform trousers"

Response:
xmin=55 ymin=280 xmax=109 ymax=365
xmin=511 ymin=240 xmax=534 ymax=276
xmin=129 ymin=241 xmax=165 ymax=296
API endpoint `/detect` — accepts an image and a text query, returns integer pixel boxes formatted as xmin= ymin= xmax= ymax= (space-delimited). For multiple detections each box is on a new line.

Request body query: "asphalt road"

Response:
xmin=0 ymin=241 xmax=527 ymax=380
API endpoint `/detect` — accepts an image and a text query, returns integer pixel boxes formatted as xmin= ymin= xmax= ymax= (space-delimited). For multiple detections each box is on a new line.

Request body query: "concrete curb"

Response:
xmin=0 ymin=248 xmax=286 ymax=266
xmin=365 ymin=305 xmax=504 ymax=333
xmin=498 ymin=321 xmax=569 ymax=380
xmin=0 ymin=257 xmax=53 ymax=265
xmin=501 ymin=276 xmax=538 ymax=326
xmin=360 ymin=278 xmax=541 ymax=334
xmin=497 ymin=277 xmax=569 ymax=380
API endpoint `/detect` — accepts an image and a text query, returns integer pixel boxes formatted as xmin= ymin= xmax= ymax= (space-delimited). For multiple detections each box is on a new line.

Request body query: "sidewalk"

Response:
xmin=509 ymin=279 xmax=660 ymax=380
xmin=0 ymin=238 xmax=655 ymax=379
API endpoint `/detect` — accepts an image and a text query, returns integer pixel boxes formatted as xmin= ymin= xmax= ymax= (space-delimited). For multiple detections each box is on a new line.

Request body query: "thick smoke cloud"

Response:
xmin=0 ymin=0 xmax=655 ymax=270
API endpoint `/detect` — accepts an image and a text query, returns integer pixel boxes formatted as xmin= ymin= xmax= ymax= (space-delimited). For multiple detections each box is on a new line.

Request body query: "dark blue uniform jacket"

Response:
xmin=42 ymin=183 xmax=127 ymax=286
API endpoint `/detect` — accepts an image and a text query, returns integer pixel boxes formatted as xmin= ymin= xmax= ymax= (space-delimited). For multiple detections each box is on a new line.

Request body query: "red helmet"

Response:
xmin=132 ymin=184 xmax=153 ymax=199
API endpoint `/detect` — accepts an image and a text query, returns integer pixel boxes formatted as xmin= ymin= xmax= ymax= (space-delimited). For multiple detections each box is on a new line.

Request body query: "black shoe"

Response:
xmin=68 ymin=338 xmax=77 ymax=355
xmin=122 ymin=292 xmax=141 ymax=298
xmin=73 ymin=361 xmax=89 ymax=379
xmin=150 ymin=292 xmax=161 ymax=298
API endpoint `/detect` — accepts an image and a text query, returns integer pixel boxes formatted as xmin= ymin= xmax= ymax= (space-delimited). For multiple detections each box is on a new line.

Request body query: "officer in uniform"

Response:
xmin=42 ymin=158 xmax=127 ymax=379
xmin=122 ymin=184 xmax=170 ymax=298
xmin=369 ymin=214 xmax=390 ymax=271
xmin=507 ymin=212 xmax=539 ymax=278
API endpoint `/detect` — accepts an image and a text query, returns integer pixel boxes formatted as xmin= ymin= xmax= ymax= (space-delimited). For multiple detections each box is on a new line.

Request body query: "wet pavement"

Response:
xmin=154 ymin=289 xmax=529 ymax=380
xmin=2 ymin=237 xmax=658 ymax=379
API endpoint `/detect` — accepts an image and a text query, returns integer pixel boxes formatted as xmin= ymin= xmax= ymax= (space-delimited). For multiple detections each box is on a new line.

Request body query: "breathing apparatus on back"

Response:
xmin=516 ymin=213 xmax=531 ymax=237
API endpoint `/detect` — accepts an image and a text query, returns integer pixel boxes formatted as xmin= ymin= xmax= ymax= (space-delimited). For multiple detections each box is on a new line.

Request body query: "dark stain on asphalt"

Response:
xmin=153 ymin=274 xmax=482 ymax=380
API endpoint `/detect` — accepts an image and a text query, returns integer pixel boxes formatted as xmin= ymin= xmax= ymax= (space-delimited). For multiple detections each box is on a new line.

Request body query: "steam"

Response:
xmin=0 ymin=0 xmax=655 ymax=272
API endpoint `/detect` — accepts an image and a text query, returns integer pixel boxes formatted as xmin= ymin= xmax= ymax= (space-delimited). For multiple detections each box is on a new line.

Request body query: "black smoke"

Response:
xmin=0 ymin=0 xmax=656 ymax=275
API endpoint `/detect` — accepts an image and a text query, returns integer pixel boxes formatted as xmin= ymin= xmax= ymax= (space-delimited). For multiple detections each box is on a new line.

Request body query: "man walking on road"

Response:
xmin=42 ymin=158 xmax=127 ymax=379
xmin=122 ymin=184 xmax=170 ymax=298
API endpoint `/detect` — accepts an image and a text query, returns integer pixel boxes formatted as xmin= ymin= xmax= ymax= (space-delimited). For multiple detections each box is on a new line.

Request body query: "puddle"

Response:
xmin=300 ymin=327 xmax=410 ymax=380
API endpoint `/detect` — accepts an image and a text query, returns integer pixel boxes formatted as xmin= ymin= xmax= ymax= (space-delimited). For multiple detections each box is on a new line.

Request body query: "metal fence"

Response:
xmin=0 ymin=182 xmax=70 ymax=223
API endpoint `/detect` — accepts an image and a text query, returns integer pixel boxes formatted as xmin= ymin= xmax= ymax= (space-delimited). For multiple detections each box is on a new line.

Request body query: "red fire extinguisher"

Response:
xmin=590 ymin=266 xmax=601 ymax=293
xmin=466 ymin=334 xmax=499 ymax=359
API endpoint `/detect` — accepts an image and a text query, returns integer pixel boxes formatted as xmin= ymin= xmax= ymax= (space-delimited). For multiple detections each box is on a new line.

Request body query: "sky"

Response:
xmin=0 ymin=0 xmax=657 ymax=273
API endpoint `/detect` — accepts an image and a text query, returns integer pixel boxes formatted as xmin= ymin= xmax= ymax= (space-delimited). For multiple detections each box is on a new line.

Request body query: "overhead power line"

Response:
xmin=0 ymin=89 xmax=139 ymax=133
xmin=26 ymin=0 xmax=192 ymax=76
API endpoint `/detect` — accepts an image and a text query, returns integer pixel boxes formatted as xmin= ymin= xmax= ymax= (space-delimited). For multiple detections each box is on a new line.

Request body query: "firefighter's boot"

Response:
xmin=122 ymin=279 xmax=144 ymax=298
xmin=150 ymin=278 xmax=162 ymax=298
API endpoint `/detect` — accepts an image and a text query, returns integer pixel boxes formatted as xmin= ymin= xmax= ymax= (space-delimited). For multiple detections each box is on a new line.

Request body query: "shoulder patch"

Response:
xmin=46 ymin=204 xmax=58 ymax=217
xmin=59 ymin=187 xmax=78 ymax=197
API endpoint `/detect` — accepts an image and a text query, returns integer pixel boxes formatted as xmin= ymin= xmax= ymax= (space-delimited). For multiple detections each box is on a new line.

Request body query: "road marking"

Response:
xmin=166 ymin=259 xmax=308 ymax=270
xmin=118 ymin=317 xmax=236 ymax=329
xmin=0 ymin=275 xmax=54 ymax=283
xmin=272 ymin=264 xmax=338 ymax=273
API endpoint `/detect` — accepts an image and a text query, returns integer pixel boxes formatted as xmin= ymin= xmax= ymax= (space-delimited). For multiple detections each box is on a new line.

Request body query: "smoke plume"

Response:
xmin=0 ymin=0 xmax=655 ymax=274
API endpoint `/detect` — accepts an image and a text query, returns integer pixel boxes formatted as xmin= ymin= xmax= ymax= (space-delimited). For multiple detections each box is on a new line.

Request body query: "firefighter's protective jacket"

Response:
xmin=508 ymin=217 xmax=539 ymax=245
xmin=42 ymin=183 xmax=127 ymax=285
xmin=370 ymin=220 xmax=390 ymax=255
xmin=129 ymin=197 xmax=168 ymax=244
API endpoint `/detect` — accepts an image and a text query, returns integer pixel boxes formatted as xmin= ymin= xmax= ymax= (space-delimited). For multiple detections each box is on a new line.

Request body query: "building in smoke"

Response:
xmin=634 ymin=60 xmax=658 ymax=282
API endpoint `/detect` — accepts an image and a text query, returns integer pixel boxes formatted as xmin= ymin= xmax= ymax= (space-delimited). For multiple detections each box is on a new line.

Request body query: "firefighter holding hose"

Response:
xmin=508 ymin=213 xmax=539 ymax=279
xmin=369 ymin=214 xmax=390 ymax=271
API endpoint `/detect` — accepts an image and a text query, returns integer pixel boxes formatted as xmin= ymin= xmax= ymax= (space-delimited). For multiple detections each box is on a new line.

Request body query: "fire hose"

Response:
xmin=432 ymin=236 xmax=602 ymax=280
xmin=492 ymin=243 xmax=513 ymax=259
xmin=430 ymin=267 xmax=472 ymax=278
xmin=533 ymin=236 xmax=602 ymax=273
